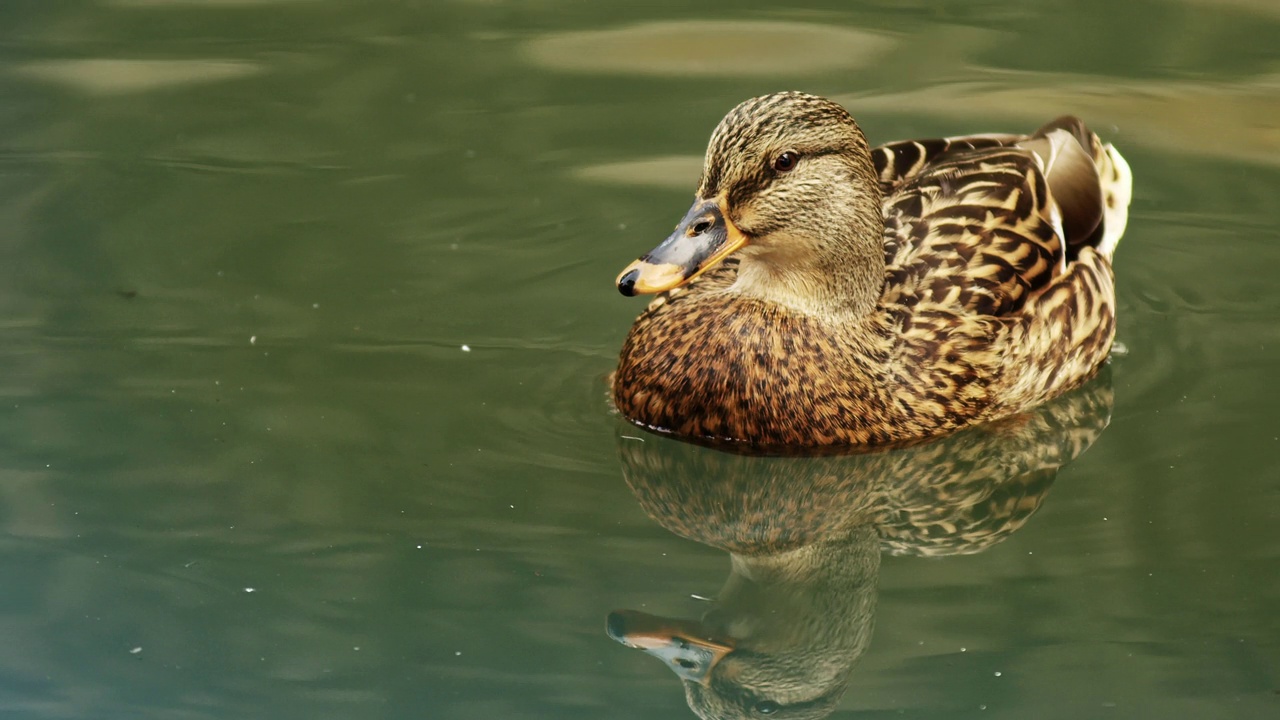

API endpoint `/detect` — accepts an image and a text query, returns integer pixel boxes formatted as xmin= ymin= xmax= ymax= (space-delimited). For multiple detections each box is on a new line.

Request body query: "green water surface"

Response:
xmin=0 ymin=1 xmax=1277 ymax=718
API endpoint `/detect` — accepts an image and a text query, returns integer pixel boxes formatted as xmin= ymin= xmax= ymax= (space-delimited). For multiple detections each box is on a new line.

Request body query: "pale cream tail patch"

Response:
xmin=1096 ymin=144 xmax=1132 ymax=258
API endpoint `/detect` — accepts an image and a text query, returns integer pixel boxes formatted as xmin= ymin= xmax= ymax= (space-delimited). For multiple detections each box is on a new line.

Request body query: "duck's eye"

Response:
xmin=754 ymin=700 xmax=781 ymax=715
xmin=772 ymin=151 xmax=798 ymax=173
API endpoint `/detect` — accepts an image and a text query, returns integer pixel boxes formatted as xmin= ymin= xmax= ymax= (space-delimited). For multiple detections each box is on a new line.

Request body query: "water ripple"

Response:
xmin=12 ymin=59 xmax=263 ymax=96
xmin=523 ymin=21 xmax=896 ymax=77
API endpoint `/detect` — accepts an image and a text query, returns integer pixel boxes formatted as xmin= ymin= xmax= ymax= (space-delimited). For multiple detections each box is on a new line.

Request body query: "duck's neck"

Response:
xmin=730 ymin=196 xmax=885 ymax=321
xmin=733 ymin=243 xmax=881 ymax=321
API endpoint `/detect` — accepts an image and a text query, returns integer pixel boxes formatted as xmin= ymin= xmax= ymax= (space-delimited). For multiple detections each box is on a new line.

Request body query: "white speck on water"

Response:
xmin=312 ymin=303 xmax=320 ymax=309
xmin=618 ymin=223 xmax=627 ymax=231
xmin=353 ymin=646 xmax=360 ymax=651
xmin=509 ymin=504 xmax=515 ymax=509
xmin=960 ymin=647 xmax=967 ymax=652
xmin=455 ymin=651 xmax=462 ymax=656
xmin=417 ymin=545 xmax=423 ymax=549
xmin=244 ymin=587 xmax=255 ymax=593
xmin=994 ymin=671 xmax=1002 ymax=677
xmin=130 ymin=647 xmax=142 ymax=654
xmin=1111 ymin=341 xmax=1128 ymax=356
xmin=249 ymin=335 xmax=257 ymax=345
xmin=620 ymin=435 xmax=645 ymax=442
xmin=691 ymin=594 xmax=712 ymax=601
xmin=461 ymin=345 xmax=471 ymax=352
xmin=1103 ymin=517 xmax=1108 ymax=521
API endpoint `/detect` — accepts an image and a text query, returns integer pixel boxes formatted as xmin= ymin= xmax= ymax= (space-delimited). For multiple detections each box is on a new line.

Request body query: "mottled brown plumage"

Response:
xmin=608 ymin=376 xmax=1113 ymax=720
xmin=613 ymin=92 xmax=1131 ymax=448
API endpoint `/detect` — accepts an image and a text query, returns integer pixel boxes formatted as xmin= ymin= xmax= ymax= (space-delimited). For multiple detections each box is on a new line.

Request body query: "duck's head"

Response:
xmin=617 ymin=92 xmax=883 ymax=313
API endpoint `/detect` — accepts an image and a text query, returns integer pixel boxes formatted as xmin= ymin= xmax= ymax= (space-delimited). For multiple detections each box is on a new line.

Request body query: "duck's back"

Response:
xmin=873 ymin=117 xmax=1132 ymax=418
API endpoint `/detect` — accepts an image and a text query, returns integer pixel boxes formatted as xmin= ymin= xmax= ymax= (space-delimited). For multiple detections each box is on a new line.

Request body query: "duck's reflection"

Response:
xmin=606 ymin=374 xmax=1113 ymax=719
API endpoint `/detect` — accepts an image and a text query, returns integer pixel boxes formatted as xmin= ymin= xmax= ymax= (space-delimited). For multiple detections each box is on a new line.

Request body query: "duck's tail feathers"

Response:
xmin=1094 ymin=142 xmax=1132 ymax=259
xmin=1020 ymin=117 xmax=1132 ymax=262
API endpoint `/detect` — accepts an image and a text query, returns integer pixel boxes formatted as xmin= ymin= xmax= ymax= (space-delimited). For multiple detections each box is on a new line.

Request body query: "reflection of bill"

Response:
xmin=606 ymin=373 xmax=1113 ymax=720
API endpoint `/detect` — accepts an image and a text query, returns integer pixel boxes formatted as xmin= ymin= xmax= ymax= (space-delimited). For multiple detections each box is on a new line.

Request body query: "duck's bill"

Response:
xmin=616 ymin=197 xmax=747 ymax=296
xmin=606 ymin=609 xmax=735 ymax=683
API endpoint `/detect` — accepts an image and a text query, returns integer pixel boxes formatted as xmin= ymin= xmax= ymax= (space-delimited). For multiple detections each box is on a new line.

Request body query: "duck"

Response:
xmin=612 ymin=91 xmax=1132 ymax=448
xmin=606 ymin=374 xmax=1114 ymax=719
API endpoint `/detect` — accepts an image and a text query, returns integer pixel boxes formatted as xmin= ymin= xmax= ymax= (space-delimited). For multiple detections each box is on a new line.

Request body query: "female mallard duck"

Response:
xmin=613 ymin=91 xmax=1132 ymax=448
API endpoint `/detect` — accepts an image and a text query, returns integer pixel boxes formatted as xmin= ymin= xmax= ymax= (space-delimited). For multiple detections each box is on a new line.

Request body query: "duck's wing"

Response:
xmin=877 ymin=117 xmax=1131 ymax=318
xmin=873 ymin=134 xmax=1021 ymax=193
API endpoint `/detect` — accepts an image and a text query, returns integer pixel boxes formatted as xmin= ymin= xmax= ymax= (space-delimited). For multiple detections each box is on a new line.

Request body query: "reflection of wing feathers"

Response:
xmin=616 ymin=373 xmax=1112 ymax=557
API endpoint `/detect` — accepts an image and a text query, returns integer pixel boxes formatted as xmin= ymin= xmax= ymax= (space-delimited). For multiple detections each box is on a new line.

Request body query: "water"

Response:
xmin=0 ymin=1 xmax=1277 ymax=718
